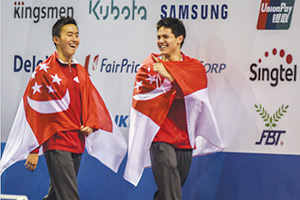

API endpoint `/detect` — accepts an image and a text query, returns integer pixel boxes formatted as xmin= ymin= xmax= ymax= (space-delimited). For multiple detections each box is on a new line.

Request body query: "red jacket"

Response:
xmin=153 ymin=75 xmax=192 ymax=149
xmin=32 ymin=54 xmax=85 ymax=153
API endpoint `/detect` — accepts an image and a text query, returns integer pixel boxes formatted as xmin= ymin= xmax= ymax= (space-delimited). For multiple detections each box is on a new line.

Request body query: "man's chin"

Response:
xmin=159 ymin=52 xmax=170 ymax=58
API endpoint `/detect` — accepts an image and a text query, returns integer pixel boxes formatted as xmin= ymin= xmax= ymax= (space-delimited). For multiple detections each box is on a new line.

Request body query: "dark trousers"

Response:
xmin=43 ymin=150 xmax=82 ymax=200
xmin=150 ymin=142 xmax=193 ymax=200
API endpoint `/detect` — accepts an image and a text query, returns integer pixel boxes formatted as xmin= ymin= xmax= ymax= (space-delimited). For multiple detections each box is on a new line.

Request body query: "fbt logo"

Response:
xmin=201 ymin=61 xmax=226 ymax=73
xmin=14 ymin=55 xmax=48 ymax=72
xmin=115 ymin=115 xmax=129 ymax=128
xmin=255 ymin=130 xmax=285 ymax=145
xmin=254 ymin=104 xmax=288 ymax=146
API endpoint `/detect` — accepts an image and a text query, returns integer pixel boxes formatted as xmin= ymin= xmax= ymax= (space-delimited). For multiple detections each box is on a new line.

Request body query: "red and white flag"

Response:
xmin=0 ymin=52 xmax=127 ymax=174
xmin=124 ymin=53 xmax=223 ymax=186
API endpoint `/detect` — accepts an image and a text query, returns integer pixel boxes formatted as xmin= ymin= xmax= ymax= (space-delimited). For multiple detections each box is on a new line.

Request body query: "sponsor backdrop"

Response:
xmin=1 ymin=0 xmax=299 ymax=199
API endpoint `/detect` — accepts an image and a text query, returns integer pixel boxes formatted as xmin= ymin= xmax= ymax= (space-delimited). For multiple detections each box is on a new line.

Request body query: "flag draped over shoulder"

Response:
xmin=0 ymin=52 xmax=127 ymax=174
xmin=124 ymin=53 xmax=223 ymax=186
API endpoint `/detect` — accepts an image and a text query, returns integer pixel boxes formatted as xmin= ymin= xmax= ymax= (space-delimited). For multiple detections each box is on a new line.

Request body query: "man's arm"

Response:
xmin=25 ymin=153 xmax=39 ymax=172
xmin=152 ymin=55 xmax=174 ymax=82
xmin=80 ymin=125 xmax=93 ymax=136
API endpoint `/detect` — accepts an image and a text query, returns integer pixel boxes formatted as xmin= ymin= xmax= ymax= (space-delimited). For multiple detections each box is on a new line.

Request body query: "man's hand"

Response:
xmin=80 ymin=125 xmax=93 ymax=136
xmin=152 ymin=55 xmax=174 ymax=82
xmin=25 ymin=153 xmax=39 ymax=172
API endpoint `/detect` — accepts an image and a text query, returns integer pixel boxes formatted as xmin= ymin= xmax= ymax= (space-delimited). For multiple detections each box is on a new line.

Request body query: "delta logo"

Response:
xmin=257 ymin=0 xmax=295 ymax=30
xmin=255 ymin=104 xmax=288 ymax=146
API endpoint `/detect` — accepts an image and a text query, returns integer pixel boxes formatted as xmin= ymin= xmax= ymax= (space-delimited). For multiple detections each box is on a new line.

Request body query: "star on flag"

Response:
xmin=30 ymin=65 xmax=79 ymax=96
xmin=31 ymin=71 xmax=37 ymax=79
xmin=50 ymin=74 xmax=62 ymax=85
xmin=146 ymin=74 xmax=156 ymax=84
xmin=31 ymin=82 xmax=42 ymax=94
xmin=46 ymin=85 xmax=56 ymax=93
xmin=134 ymin=80 xmax=143 ymax=91
xmin=39 ymin=63 xmax=50 ymax=72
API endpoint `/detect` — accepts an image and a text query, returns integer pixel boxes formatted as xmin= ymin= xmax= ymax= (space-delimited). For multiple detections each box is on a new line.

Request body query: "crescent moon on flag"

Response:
xmin=133 ymin=79 xmax=172 ymax=101
xmin=27 ymin=89 xmax=70 ymax=114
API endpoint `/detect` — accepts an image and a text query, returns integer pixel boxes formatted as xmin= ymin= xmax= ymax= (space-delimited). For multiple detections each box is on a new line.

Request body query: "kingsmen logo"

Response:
xmin=255 ymin=104 xmax=288 ymax=145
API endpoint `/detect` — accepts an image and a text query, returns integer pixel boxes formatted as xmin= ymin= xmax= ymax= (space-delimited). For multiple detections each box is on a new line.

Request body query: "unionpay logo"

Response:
xmin=257 ymin=0 xmax=295 ymax=30
xmin=255 ymin=104 xmax=288 ymax=146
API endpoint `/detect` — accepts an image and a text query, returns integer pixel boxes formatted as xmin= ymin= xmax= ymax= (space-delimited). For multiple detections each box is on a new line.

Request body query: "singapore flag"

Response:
xmin=124 ymin=53 xmax=223 ymax=186
xmin=0 ymin=52 xmax=127 ymax=174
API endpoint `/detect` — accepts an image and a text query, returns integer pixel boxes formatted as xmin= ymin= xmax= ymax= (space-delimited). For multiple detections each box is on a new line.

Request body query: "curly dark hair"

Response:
xmin=156 ymin=17 xmax=186 ymax=47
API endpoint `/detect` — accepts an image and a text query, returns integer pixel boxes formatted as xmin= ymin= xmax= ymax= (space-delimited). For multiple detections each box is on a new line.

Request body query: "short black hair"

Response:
xmin=156 ymin=17 xmax=186 ymax=47
xmin=52 ymin=17 xmax=78 ymax=45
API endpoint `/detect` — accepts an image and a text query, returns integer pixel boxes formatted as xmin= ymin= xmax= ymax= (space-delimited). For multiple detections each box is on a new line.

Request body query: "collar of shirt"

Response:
xmin=55 ymin=51 xmax=79 ymax=68
xmin=158 ymin=54 xmax=183 ymax=61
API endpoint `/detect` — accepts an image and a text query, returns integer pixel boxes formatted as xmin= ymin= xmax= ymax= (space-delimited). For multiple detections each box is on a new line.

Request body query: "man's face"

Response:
xmin=54 ymin=24 xmax=79 ymax=62
xmin=157 ymin=26 xmax=182 ymax=57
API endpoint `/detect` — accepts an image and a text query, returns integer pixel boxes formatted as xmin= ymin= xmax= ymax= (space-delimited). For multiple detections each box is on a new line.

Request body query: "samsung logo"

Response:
xmin=160 ymin=4 xmax=228 ymax=20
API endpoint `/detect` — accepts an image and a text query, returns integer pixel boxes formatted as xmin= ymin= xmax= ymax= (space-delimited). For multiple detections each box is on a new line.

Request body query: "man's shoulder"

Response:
xmin=182 ymin=53 xmax=201 ymax=63
xmin=75 ymin=63 xmax=85 ymax=69
xmin=142 ymin=54 xmax=156 ymax=66
xmin=182 ymin=54 xmax=203 ymax=67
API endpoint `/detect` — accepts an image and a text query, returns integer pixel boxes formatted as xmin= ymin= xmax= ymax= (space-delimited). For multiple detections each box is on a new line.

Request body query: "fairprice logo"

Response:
xmin=84 ymin=54 xmax=140 ymax=74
